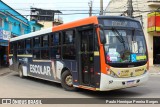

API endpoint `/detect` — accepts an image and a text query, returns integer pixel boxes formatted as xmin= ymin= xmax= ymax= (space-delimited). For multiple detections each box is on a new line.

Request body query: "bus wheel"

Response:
xmin=18 ymin=65 xmax=23 ymax=78
xmin=61 ymin=70 xmax=76 ymax=91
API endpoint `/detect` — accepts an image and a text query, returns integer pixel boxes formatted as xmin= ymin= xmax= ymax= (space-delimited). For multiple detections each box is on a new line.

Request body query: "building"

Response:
xmin=30 ymin=20 xmax=44 ymax=32
xmin=30 ymin=8 xmax=63 ymax=28
xmin=0 ymin=0 xmax=43 ymax=67
xmin=105 ymin=0 xmax=160 ymax=66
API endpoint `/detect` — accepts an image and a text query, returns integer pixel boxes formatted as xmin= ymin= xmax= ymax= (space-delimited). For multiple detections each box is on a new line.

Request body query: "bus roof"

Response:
xmin=10 ymin=27 xmax=52 ymax=42
xmin=10 ymin=16 xmax=139 ymax=42
xmin=52 ymin=16 xmax=98 ymax=32
xmin=10 ymin=16 xmax=99 ymax=42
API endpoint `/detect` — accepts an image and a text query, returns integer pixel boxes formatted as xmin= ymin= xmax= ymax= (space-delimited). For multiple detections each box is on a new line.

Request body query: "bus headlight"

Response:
xmin=107 ymin=69 xmax=118 ymax=78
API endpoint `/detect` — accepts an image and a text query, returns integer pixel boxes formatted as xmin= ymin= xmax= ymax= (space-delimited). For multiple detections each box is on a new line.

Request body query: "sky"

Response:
xmin=1 ymin=0 xmax=109 ymax=23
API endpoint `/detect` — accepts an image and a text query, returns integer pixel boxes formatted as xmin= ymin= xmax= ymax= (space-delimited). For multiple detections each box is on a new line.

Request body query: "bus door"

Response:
xmin=77 ymin=27 xmax=95 ymax=86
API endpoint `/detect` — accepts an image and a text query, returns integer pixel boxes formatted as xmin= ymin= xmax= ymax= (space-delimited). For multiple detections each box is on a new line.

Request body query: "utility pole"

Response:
xmin=100 ymin=0 xmax=103 ymax=15
xmin=88 ymin=0 xmax=92 ymax=16
xmin=127 ymin=0 xmax=133 ymax=18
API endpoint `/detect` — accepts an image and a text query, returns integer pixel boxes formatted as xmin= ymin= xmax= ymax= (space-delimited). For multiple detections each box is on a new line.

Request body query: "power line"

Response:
xmin=0 ymin=9 xmax=100 ymax=11
xmin=0 ymin=10 xmax=154 ymax=17
xmin=7 ymin=1 xmax=108 ymax=4
xmin=0 ymin=9 xmax=154 ymax=14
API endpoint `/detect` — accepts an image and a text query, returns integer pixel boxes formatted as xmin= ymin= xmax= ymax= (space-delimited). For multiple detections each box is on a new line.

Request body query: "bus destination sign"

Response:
xmin=112 ymin=21 xmax=127 ymax=27
xmin=103 ymin=19 xmax=140 ymax=28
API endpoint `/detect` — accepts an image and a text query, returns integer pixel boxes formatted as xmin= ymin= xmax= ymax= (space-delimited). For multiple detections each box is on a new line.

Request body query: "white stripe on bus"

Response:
xmin=10 ymin=27 xmax=52 ymax=42
xmin=27 ymin=74 xmax=60 ymax=83
xmin=33 ymin=60 xmax=52 ymax=62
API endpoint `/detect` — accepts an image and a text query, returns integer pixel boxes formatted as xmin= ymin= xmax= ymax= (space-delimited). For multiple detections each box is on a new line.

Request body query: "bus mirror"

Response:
xmin=99 ymin=24 xmax=104 ymax=29
xmin=94 ymin=24 xmax=104 ymax=29
xmin=99 ymin=30 xmax=106 ymax=44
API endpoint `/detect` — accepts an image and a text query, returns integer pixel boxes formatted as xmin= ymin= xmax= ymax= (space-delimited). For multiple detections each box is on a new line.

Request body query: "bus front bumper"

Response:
xmin=99 ymin=72 xmax=149 ymax=91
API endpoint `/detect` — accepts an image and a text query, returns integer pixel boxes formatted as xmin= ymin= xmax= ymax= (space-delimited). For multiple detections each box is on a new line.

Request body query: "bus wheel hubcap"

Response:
xmin=65 ymin=75 xmax=73 ymax=86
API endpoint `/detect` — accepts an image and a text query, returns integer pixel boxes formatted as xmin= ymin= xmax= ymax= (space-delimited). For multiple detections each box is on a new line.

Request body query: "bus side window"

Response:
xmin=41 ymin=35 xmax=49 ymax=47
xmin=50 ymin=33 xmax=61 ymax=46
xmin=33 ymin=49 xmax=40 ymax=59
xmin=41 ymin=49 xmax=49 ymax=59
xmin=50 ymin=47 xmax=61 ymax=59
xmin=94 ymin=31 xmax=99 ymax=51
xmin=33 ymin=37 xmax=40 ymax=48
xmin=25 ymin=38 xmax=32 ymax=54
xmin=63 ymin=30 xmax=75 ymax=44
xmin=50 ymin=32 xmax=61 ymax=59
xmin=17 ymin=40 xmax=25 ymax=54
xmin=62 ymin=30 xmax=76 ymax=60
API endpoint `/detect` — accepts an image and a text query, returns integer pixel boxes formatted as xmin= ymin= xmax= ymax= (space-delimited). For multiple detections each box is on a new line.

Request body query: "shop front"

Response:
xmin=148 ymin=11 xmax=160 ymax=65
xmin=0 ymin=28 xmax=11 ymax=67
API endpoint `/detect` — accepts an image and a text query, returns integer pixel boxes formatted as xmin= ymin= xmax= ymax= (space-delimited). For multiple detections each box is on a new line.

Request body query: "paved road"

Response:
xmin=0 ymin=70 xmax=160 ymax=107
xmin=0 ymin=71 xmax=160 ymax=98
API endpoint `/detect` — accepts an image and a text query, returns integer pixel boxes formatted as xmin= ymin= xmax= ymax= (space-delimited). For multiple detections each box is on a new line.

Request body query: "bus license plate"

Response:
xmin=120 ymin=71 xmax=130 ymax=77
xmin=127 ymin=80 xmax=135 ymax=86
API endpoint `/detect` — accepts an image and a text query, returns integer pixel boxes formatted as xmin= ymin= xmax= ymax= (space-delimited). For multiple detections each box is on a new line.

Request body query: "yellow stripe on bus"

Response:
xmin=17 ymin=55 xmax=32 ymax=57
xmin=78 ymin=85 xmax=96 ymax=91
xmin=33 ymin=60 xmax=52 ymax=62
xmin=136 ymin=55 xmax=147 ymax=60
xmin=94 ymin=51 xmax=99 ymax=56
xmin=9 ymin=54 xmax=13 ymax=57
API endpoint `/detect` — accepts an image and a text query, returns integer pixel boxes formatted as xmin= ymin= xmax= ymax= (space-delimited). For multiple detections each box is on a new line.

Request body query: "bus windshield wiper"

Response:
xmin=112 ymin=27 xmax=125 ymax=48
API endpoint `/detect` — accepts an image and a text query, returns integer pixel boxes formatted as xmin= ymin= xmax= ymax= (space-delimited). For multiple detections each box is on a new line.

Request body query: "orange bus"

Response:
xmin=9 ymin=16 xmax=148 ymax=91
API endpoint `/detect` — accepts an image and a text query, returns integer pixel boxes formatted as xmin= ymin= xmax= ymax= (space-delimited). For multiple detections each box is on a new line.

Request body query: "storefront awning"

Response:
xmin=0 ymin=40 xmax=8 ymax=46
xmin=148 ymin=12 xmax=160 ymax=32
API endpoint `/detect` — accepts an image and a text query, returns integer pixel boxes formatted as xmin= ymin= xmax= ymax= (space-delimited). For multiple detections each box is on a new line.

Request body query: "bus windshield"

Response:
xmin=104 ymin=29 xmax=147 ymax=63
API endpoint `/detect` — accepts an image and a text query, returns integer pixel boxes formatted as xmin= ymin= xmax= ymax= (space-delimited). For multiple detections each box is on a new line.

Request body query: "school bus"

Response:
xmin=9 ymin=16 xmax=148 ymax=91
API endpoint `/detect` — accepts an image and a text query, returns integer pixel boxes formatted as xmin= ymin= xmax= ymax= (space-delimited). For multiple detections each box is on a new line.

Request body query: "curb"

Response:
xmin=0 ymin=71 xmax=11 ymax=76
xmin=149 ymin=72 xmax=160 ymax=75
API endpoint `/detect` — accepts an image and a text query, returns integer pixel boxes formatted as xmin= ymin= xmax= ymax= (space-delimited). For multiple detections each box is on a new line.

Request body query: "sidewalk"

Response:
xmin=0 ymin=67 xmax=11 ymax=76
xmin=148 ymin=65 xmax=160 ymax=75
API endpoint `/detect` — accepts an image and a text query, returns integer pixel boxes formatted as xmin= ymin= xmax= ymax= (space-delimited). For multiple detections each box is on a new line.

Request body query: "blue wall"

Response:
xmin=30 ymin=21 xmax=43 ymax=32
xmin=0 ymin=1 xmax=43 ymax=37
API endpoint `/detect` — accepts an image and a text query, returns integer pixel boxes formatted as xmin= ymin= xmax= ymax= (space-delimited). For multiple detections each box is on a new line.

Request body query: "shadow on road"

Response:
xmin=12 ymin=73 xmax=150 ymax=98
xmin=76 ymin=88 xmax=146 ymax=98
xmin=13 ymin=74 xmax=62 ymax=89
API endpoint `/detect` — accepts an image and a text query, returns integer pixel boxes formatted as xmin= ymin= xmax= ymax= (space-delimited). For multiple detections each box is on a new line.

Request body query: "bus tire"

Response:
xmin=61 ymin=70 xmax=77 ymax=91
xmin=18 ymin=65 xmax=24 ymax=78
